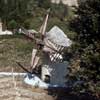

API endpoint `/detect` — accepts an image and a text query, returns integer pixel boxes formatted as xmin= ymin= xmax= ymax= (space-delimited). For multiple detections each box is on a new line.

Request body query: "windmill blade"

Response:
xmin=50 ymin=45 xmax=63 ymax=62
xmin=16 ymin=61 xmax=32 ymax=74
xmin=43 ymin=39 xmax=64 ymax=54
xmin=43 ymin=39 xmax=57 ymax=53
xmin=50 ymin=53 xmax=63 ymax=62
xmin=49 ymin=45 xmax=65 ymax=62
xmin=31 ymin=49 xmax=40 ymax=72
xmin=32 ymin=56 xmax=40 ymax=70
xmin=53 ymin=46 xmax=65 ymax=61
xmin=39 ymin=9 xmax=50 ymax=40
xmin=21 ymin=28 xmax=60 ymax=53
xmin=39 ymin=22 xmax=44 ymax=35
xmin=42 ymin=13 xmax=49 ymax=36
xmin=21 ymin=27 xmax=35 ymax=40
xmin=21 ymin=27 xmax=63 ymax=54
xmin=44 ymin=43 xmax=64 ymax=55
xmin=31 ymin=49 xmax=37 ymax=67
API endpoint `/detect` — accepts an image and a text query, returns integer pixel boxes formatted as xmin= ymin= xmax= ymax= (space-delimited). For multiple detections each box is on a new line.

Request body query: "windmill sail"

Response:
xmin=21 ymin=27 xmax=35 ymax=39
xmin=32 ymin=56 xmax=40 ymax=69
xmin=31 ymin=49 xmax=40 ymax=72
xmin=39 ymin=11 xmax=49 ymax=40
xmin=31 ymin=49 xmax=37 ymax=67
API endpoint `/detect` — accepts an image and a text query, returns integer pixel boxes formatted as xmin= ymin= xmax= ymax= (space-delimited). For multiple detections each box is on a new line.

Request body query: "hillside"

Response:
xmin=0 ymin=35 xmax=34 ymax=72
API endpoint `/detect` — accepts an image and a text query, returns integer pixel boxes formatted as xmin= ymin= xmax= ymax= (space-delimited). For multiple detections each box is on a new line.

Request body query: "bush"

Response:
xmin=8 ymin=20 xmax=18 ymax=30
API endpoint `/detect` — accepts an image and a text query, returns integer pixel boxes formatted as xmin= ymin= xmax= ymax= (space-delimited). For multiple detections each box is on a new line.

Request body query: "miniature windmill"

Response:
xmin=17 ymin=10 xmax=72 ymax=86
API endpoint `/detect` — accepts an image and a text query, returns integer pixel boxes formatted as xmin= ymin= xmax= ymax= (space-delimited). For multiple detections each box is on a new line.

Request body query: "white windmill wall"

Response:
xmin=41 ymin=65 xmax=51 ymax=81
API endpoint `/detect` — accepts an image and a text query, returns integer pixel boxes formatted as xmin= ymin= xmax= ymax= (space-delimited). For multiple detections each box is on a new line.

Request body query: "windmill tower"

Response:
xmin=41 ymin=26 xmax=72 ymax=86
xmin=18 ymin=10 xmax=72 ymax=87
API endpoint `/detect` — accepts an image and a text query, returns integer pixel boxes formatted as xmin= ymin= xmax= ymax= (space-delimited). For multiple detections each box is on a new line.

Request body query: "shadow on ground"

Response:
xmin=47 ymin=87 xmax=99 ymax=100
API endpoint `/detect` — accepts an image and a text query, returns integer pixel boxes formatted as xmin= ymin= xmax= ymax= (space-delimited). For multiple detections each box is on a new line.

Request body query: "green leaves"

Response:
xmin=68 ymin=0 xmax=100 ymax=95
xmin=0 ymin=0 xmax=34 ymax=29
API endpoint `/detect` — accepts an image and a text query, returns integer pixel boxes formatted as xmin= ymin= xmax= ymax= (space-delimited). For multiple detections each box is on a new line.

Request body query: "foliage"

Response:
xmin=0 ymin=0 xmax=34 ymax=29
xmin=0 ymin=0 xmax=75 ymax=39
xmin=37 ymin=0 xmax=51 ymax=9
xmin=8 ymin=20 xmax=18 ymax=30
xmin=50 ymin=2 xmax=72 ymax=21
xmin=69 ymin=0 xmax=100 ymax=95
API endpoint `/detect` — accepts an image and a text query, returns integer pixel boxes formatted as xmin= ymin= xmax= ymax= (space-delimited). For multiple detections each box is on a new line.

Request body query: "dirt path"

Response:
xmin=0 ymin=76 xmax=54 ymax=100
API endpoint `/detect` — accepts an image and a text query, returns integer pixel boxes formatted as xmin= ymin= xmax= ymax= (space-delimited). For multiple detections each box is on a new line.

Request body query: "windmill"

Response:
xmin=17 ymin=9 xmax=72 ymax=86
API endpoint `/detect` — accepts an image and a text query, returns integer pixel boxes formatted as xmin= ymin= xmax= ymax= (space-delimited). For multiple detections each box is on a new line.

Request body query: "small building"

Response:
xmin=0 ymin=22 xmax=13 ymax=35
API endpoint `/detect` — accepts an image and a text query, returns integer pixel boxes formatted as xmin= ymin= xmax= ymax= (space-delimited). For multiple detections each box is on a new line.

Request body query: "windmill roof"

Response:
xmin=46 ymin=26 xmax=72 ymax=47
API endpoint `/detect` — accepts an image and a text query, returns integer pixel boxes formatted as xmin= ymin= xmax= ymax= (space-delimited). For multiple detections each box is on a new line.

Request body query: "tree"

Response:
xmin=50 ymin=2 xmax=69 ymax=21
xmin=0 ymin=0 xmax=34 ymax=30
xmin=37 ymin=0 xmax=51 ymax=9
xmin=69 ymin=0 xmax=100 ymax=96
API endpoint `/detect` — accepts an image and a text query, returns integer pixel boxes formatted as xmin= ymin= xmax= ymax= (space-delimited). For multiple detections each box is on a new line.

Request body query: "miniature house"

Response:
xmin=41 ymin=26 xmax=72 ymax=86
xmin=0 ymin=22 xmax=2 ymax=33
xmin=0 ymin=21 xmax=13 ymax=35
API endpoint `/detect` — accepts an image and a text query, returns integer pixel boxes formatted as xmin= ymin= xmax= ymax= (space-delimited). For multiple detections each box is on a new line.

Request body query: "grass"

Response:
xmin=0 ymin=34 xmax=34 ymax=71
